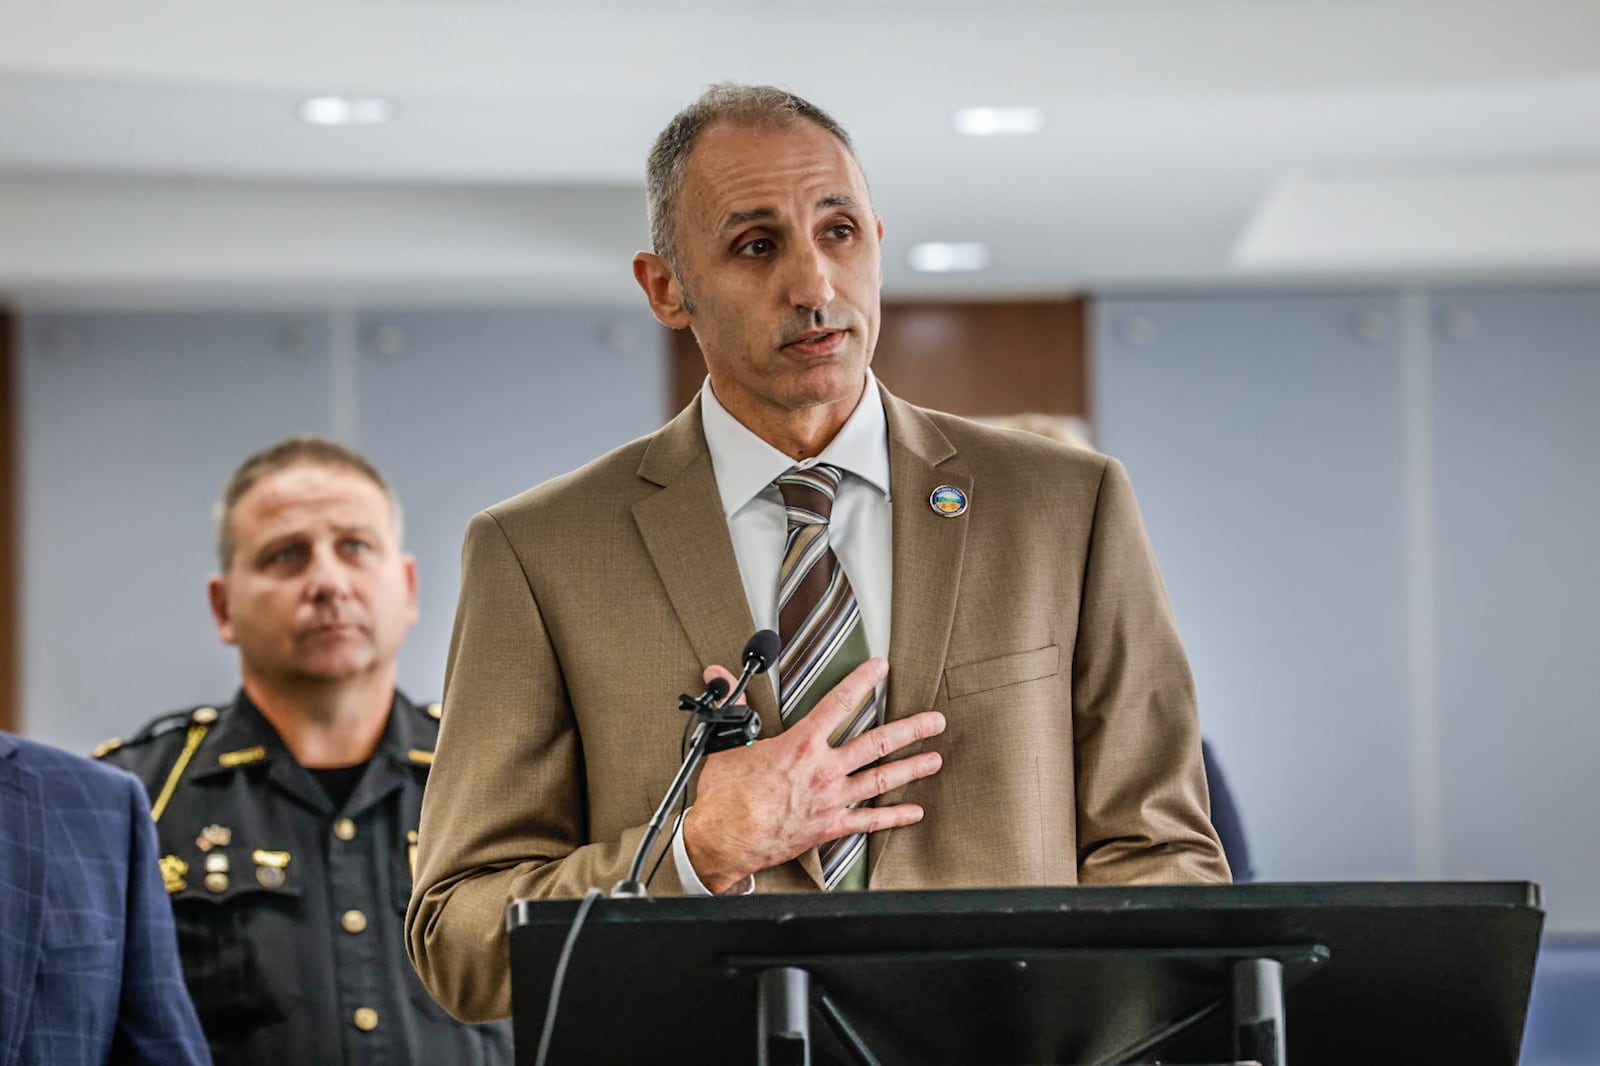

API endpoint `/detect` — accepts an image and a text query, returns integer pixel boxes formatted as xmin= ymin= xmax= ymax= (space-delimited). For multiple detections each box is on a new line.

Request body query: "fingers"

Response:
xmin=835 ymin=710 xmax=946 ymax=772
xmin=795 ymin=658 xmax=889 ymax=739
xmin=841 ymin=749 xmax=942 ymax=806
xmin=834 ymin=801 xmax=926 ymax=837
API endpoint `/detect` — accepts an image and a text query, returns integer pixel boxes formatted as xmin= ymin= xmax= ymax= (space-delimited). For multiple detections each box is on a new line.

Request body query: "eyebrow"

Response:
xmin=718 ymin=195 xmax=865 ymax=236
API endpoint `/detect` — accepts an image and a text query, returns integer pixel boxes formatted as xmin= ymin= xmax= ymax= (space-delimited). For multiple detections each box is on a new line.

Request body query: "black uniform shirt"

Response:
xmin=100 ymin=691 xmax=511 ymax=1066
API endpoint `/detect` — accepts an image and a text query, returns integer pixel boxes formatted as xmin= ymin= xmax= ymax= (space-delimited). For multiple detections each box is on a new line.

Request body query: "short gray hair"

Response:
xmin=645 ymin=82 xmax=862 ymax=270
xmin=213 ymin=435 xmax=403 ymax=569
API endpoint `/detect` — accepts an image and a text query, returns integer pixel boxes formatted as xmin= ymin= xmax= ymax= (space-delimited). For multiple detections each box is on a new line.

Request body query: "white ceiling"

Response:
xmin=2 ymin=0 xmax=1599 ymax=307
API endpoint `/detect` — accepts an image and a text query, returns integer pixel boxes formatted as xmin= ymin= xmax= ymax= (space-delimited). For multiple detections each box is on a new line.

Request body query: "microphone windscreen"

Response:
xmin=744 ymin=629 xmax=781 ymax=673
xmin=705 ymin=677 xmax=731 ymax=701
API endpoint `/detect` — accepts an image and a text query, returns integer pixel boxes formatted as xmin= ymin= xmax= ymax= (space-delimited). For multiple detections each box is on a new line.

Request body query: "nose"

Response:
xmin=786 ymin=243 xmax=836 ymax=313
xmin=305 ymin=544 xmax=353 ymax=602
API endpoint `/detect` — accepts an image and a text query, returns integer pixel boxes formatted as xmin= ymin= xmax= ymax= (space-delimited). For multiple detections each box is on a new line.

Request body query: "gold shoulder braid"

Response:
xmin=149 ymin=714 xmax=214 ymax=823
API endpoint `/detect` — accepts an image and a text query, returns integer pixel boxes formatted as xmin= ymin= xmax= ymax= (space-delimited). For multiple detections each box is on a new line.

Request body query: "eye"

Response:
xmin=736 ymin=236 xmax=776 ymax=258
xmin=826 ymin=223 xmax=856 ymax=241
xmin=268 ymin=544 xmax=306 ymax=566
xmin=342 ymin=538 xmax=372 ymax=557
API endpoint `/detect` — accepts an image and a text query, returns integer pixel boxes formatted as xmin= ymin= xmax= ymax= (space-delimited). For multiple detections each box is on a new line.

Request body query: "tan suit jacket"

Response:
xmin=406 ymin=384 xmax=1229 ymax=1021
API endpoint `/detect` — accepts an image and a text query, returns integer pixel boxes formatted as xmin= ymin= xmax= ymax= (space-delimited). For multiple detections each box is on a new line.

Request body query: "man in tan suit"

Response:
xmin=407 ymin=83 xmax=1229 ymax=1022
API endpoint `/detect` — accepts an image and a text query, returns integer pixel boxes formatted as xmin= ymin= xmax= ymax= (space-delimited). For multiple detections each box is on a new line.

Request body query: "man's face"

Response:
xmin=209 ymin=463 xmax=417 ymax=689
xmin=643 ymin=119 xmax=884 ymax=440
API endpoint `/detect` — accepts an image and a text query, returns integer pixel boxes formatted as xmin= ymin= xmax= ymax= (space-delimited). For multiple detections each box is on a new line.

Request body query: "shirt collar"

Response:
xmin=700 ymin=372 xmax=891 ymax=517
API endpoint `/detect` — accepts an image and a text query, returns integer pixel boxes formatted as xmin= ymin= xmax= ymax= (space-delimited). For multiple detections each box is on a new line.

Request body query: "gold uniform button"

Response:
xmin=341 ymin=909 xmax=368 ymax=934
xmin=353 ymin=1007 xmax=379 ymax=1032
xmin=333 ymin=817 xmax=357 ymax=841
xmin=192 ymin=706 xmax=219 ymax=725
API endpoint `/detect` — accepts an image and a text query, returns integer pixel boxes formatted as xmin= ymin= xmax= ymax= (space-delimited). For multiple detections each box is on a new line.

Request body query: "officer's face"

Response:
xmin=634 ymin=119 xmax=884 ymax=451
xmin=209 ymin=463 xmax=418 ymax=689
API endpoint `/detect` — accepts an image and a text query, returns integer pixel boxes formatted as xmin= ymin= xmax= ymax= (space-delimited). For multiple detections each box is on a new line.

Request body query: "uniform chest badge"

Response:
xmin=196 ymin=824 xmax=232 ymax=852
xmin=253 ymin=849 xmax=291 ymax=889
xmin=160 ymin=854 xmax=189 ymax=894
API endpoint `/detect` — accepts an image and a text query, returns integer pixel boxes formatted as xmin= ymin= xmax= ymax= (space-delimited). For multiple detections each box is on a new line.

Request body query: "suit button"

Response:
xmin=333 ymin=817 xmax=357 ymax=841
xmin=341 ymin=909 xmax=368 ymax=934
xmin=353 ymin=1007 xmax=379 ymax=1032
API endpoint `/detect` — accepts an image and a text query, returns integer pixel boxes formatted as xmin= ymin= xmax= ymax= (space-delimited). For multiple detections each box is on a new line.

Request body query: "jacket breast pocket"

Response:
xmin=171 ymin=849 xmax=305 ymax=1028
xmin=943 ymin=644 xmax=1061 ymax=700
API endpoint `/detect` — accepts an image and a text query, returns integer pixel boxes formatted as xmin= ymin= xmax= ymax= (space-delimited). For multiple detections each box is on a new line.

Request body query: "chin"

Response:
xmin=793 ymin=369 xmax=865 ymax=408
xmin=296 ymin=654 xmax=376 ymax=682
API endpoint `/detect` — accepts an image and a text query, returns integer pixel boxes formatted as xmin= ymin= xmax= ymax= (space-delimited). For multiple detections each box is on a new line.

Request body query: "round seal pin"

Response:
xmin=928 ymin=485 xmax=969 ymax=518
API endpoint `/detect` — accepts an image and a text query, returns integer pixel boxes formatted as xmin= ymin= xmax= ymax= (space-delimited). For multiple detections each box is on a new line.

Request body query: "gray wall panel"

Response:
xmin=18 ymin=306 xmax=666 ymax=759
xmin=20 ymin=311 xmax=334 ymax=753
xmin=349 ymin=307 xmax=667 ymax=705
xmin=1095 ymin=294 xmax=1417 ymax=883
xmin=1429 ymin=289 xmax=1600 ymax=932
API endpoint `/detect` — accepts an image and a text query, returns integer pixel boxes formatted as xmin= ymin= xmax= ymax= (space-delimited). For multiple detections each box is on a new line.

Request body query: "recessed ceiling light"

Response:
xmin=907 ymin=242 xmax=993 ymax=273
xmin=952 ymin=106 xmax=1046 ymax=137
xmin=296 ymin=96 xmax=396 ymax=127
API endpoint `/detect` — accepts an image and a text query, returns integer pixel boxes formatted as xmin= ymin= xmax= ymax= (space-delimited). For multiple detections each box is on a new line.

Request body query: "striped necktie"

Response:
xmin=776 ymin=463 xmax=875 ymax=891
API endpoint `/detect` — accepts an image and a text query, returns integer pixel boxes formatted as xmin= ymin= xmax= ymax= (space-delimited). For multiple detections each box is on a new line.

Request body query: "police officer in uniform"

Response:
xmin=99 ymin=436 xmax=509 ymax=1066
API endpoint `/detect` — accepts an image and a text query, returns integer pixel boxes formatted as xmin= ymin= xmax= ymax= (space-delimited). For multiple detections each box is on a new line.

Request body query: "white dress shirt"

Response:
xmin=672 ymin=373 xmax=894 ymax=894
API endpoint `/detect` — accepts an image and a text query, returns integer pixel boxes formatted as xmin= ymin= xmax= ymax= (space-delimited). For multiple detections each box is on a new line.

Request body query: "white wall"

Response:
xmin=1095 ymin=286 xmax=1600 ymax=933
xmin=18 ymin=305 xmax=666 ymax=755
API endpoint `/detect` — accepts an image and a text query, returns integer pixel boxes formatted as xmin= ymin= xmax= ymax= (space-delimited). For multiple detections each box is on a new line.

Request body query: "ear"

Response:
xmin=401 ymin=553 xmax=420 ymax=627
xmin=633 ymin=252 xmax=692 ymax=329
xmin=208 ymin=575 xmax=237 ymax=646
xmin=875 ymin=216 xmax=886 ymax=288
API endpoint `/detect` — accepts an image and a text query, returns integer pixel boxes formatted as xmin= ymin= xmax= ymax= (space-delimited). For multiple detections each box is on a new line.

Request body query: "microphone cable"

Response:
xmin=532 ymin=885 xmax=603 ymax=1066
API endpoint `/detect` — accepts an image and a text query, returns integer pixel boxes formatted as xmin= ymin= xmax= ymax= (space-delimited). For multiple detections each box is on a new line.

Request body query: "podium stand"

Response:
xmin=506 ymin=882 xmax=1542 ymax=1065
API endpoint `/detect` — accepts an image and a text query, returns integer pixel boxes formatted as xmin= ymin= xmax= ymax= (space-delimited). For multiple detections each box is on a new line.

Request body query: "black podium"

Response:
xmin=506 ymin=882 xmax=1542 ymax=1065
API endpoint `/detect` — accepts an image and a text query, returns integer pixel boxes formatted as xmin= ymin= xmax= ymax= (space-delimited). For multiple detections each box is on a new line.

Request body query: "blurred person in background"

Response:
xmin=0 ymin=730 xmax=211 ymax=1065
xmin=98 ymin=436 xmax=509 ymax=1065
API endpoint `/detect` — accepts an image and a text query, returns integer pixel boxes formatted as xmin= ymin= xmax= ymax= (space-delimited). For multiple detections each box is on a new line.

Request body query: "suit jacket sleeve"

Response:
xmin=406 ymin=509 xmax=687 ymax=1023
xmin=109 ymin=769 xmax=213 ymax=1065
xmin=1071 ymin=458 xmax=1231 ymax=884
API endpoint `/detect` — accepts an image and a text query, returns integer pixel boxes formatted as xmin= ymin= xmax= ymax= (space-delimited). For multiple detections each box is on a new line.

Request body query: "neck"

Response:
xmin=722 ymin=377 xmax=867 ymax=461
xmin=241 ymin=665 xmax=395 ymax=768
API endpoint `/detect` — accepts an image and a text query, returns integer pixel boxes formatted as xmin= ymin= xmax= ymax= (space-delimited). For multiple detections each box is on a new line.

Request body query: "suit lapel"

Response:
xmin=870 ymin=388 xmax=971 ymax=881
xmin=0 ymin=738 xmax=44 ymax=1066
xmin=630 ymin=399 xmax=780 ymax=743
xmin=632 ymin=400 xmax=821 ymax=888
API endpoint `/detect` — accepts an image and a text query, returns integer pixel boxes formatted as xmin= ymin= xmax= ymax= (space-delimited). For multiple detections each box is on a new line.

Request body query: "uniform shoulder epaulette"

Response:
xmin=134 ymin=705 xmax=223 ymax=745
xmin=95 ymin=705 xmax=220 ymax=759
xmin=144 ymin=705 xmax=224 ymax=822
xmin=405 ymin=700 xmax=441 ymax=766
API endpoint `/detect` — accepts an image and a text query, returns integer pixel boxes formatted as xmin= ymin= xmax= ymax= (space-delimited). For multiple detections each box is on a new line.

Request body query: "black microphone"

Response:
xmin=611 ymin=631 xmax=780 ymax=899
xmin=700 ymin=629 xmax=777 ymax=753
xmin=678 ymin=675 xmax=731 ymax=715
xmin=744 ymin=629 xmax=781 ymax=672
xmin=719 ymin=629 xmax=779 ymax=710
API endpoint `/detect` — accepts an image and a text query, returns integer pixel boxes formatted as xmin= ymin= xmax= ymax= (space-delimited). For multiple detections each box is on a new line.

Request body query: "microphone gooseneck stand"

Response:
xmin=610 ymin=630 xmax=779 ymax=899
xmin=535 ymin=632 xmax=781 ymax=1066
